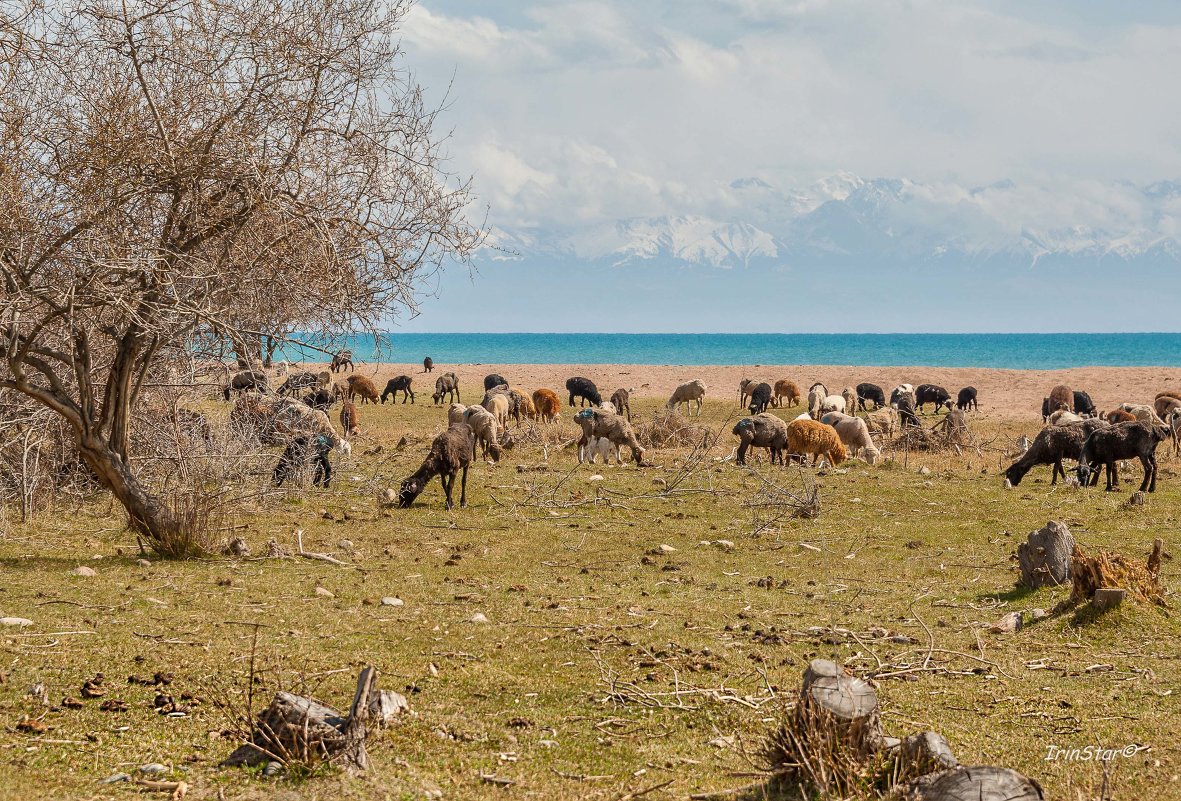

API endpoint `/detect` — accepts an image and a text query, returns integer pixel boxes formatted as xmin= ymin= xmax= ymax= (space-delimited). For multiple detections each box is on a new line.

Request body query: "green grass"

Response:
xmin=1 ymin=398 xmax=1179 ymax=799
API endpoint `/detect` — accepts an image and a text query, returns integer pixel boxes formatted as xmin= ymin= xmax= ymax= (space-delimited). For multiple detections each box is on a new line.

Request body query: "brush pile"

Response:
xmin=636 ymin=409 xmax=715 ymax=449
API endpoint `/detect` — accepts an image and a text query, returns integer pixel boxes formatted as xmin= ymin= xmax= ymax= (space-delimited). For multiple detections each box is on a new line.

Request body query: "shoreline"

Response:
xmin=290 ymin=362 xmax=1181 ymax=422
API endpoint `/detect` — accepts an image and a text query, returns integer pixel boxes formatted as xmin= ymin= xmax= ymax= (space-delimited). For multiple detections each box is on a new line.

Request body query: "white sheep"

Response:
xmin=579 ymin=436 xmax=617 ymax=465
xmin=462 ymin=405 xmax=502 ymax=461
xmin=807 ymin=387 xmax=826 ymax=419
xmin=447 ymin=403 xmax=468 ymax=426
xmin=1049 ymin=410 xmax=1085 ymax=426
xmin=482 ymin=392 xmax=510 ymax=429
xmin=667 ymin=379 xmax=706 ymax=416
xmin=820 ymin=394 xmax=846 ymax=415
xmin=1118 ymin=402 xmax=1165 ymax=425
xmin=821 ymin=411 xmax=880 ymax=464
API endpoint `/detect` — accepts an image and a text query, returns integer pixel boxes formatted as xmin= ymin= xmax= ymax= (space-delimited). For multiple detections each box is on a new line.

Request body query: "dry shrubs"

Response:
xmin=1065 ymin=539 xmax=1167 ymax=609
xmin=636 ymin=409 xmax=716 ymax=449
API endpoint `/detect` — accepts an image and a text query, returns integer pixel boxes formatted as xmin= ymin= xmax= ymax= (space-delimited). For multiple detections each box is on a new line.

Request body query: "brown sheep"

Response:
xmin=396 ymin=424 xmax=474 ymax=510
xmin=1047 ymin=384 xmax=1073 ymax=416
xmin=482 ymin=391 xmax=510 ymax=428
xmin=1106 ymin=409 xmax=1137 ymax=424
xmin=574 ymin=408 xmax=645 ymax=464
xmin=346 ymin=374 xmax=379 ymax=405
xmin=507 ymin=388 xmax=534 ymax=425
xmin=1153 ymin=394 xmax=1181 ymax=421
xmin=785 ymin=419 xmax=846 ymax=467
xmin=610 ymin=388 xmax=632 ymax=421
xmin=532 ymin=388 xmax=561 ymax=423
xmin=772 ymin=379 xmax=800 ymax=408
xmin=339 ymin=401 xmax=359 ymax=435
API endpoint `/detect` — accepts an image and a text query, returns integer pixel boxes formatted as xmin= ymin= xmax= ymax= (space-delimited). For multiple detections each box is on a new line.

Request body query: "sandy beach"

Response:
xmin=314 ymin=362 xmax=1181 ymax=422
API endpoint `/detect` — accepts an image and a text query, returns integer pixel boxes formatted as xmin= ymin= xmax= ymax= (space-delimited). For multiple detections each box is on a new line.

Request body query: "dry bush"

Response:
xmin=1065 ymin=539 xmax=1168 ymax=609
xmin=637 ymin=409 xmax=717 ymax=449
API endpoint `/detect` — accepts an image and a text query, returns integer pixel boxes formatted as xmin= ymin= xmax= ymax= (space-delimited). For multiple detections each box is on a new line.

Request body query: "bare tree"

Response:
xmin=0 ymin=0 xmax=481 ymax=552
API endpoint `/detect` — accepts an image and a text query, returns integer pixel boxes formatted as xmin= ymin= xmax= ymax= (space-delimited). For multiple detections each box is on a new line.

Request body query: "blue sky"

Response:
xmin=392 ymin=1 xmax=1181 ymax=332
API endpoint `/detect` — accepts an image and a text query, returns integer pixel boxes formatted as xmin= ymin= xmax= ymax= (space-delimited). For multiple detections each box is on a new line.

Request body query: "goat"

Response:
xmin=223 ymin=369 xmax=268 ymax=401
xmin=956 ymin=387 xmax=978 ymax=411
xmin=610 ymin=388 xmax=632 ymax=421
xmin=532 ymin=388 xmax=561 ymax=422
xmin=856 ymin=382 xmax=886 ymax=411
xmin=339 ymin=401 xmax=359 ymax=435
xmin=346 ymin=374 xmax=380 ymax=405
xmin=423 ymin=357 xmax=434 ymax=373
xmin=432 ymin=372 xmax=460 ymax=405
xmin=772 ymin=379 xmax=801 ymax=408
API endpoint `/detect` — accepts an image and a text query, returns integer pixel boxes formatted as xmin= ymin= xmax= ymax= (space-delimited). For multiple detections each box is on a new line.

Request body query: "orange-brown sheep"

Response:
xmin=346 ymin=374 xmax=379 ymax=405
xmin=772 ymin=379 xmax=800 ymax=408
xmin=532 ymin=388 xmax=561 ymax=423
xmin=340 ymin=401 xmax=359 ymax=435
xmin=785 ymin=418 xmax=846 ymax=467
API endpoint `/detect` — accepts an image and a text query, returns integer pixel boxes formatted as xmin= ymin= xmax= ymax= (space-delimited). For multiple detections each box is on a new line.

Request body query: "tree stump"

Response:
xmin=900 ymin=731 xmax=957 ymax=774
xmin=221 ymin=666 xmax=398 ymax=774
xmin=1017 ymin=520 xmax=1073 ymax=588
xmin=1092 ymin=587 xmax=1126 ymax=611
xmin=797 ymin=659 xmax=883 ymax=755
xmin=903 ymin=765 xmax=1043 ymax=800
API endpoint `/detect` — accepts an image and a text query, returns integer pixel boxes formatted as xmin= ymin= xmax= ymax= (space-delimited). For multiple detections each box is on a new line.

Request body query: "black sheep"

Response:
xmin=484 ymin=373 xmax=508 ymax=392
xmin=1004 ymin=419 xmax=1107 ymax=486
xmin=223 ymin=370 xmax=268 ymax=401
xmin=273 ymin=435 xmax=332 ymax=488
xmin=747 ymin=382 xmax=773 ymax=414
xmin=302 ymin=388 xmax=334 ymax=411
xmin=733 ymin=415 xmax=788 ymax=465
xmin=956 ymin=387 xmax=978 ymax=411
xmin=381 ymin=375 xmax=415 ymax=404
xmin=566 ymin=376 xmax=602 ymax=407
xmin=1077 ymin=421 xmax=1169 ymax=492
xmin=278 ymin=371 xmax=322 ymax=396
xmin=423 ymin=357 xmax=434 ymax=373
xmin=914 ymin=384 xmax=951 ymax=414
xmin=896 ymin=392 xmax=920 ymax=429
xmin=397 ymin=424 xmax=475 ymax=510
xmin=856 ymin=382 xmax=885 ymax=411
xmin=1073 ymin=390 xmax=1096 ymax=417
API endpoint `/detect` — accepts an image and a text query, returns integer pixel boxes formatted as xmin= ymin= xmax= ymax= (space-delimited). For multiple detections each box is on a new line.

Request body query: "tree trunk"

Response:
xmin=1017 ymin=520 xmax=1073 ymax=588
xmin=797 ymin=658 xmax=883 ymax=756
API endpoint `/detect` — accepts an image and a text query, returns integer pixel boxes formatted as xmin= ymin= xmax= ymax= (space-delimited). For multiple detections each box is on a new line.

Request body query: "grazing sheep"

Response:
xmin=484 ymin=373 xmax=508 ymax=392
xmin=1003 ymin=419 xmax=1108 ymax=486
xmin=566 ymin=376 xmax=602 ymax=407
xmin=894 ymin=391 xmax=920 ymax=429
xmin=733 ymin=414 xmax=789 ymax=466
xmin=482 ymin=391 xmax=511 ymax=428
xmin=1171 ymin=410 xmax=1181 ymax=456
xmin=914 ymin=384 xmax=951 ymax=414
xmin=809 ymin=382 xmax=829 ymax=399
xmin=820 ymin=394 xmax=846 ymax=415
xmin=532 ymin=388 xmax=561 ymax=422
xmin=806 ymin=386 xmax=826 ymax=419
xmin=1073 ymin=391 xmax=1096 ymax=417
xmin=432 ymin=372 xmax=460 ymax=405
xmin=820 ymin=412 xmax=880 ymax=464
xmin=1077 ymin=421 xmax=1169 ymax=493
xmin=772 ymin=379 xmax=801 ymax=408
xmin=231 ymin=393 xmax=351 ymax=455
xmin=856 ymin=382 xmax=886 ymax=411
xmin=1118 ymin=402 xmax=1165 ymax=425
xmin=956 ymin=387 xmax=978 ymax=411
xmin=278 ymin=371 xmax=325 ymax=397
xmin=841 ymin=387 xmax=857 ymax=415
xmin=273 ymin=436 xmax=333 ymax=488
xmin=1047 ymin=385 xmax=1073 ymax=416
xmin=447 ymin=403 xmax=468 ymax=425
xmin=748 ymin=382 xmax=773 ymax=414
xmin=574 ymin=408 xmax=645 ymax=464
xmin=889 ymin=384 xmax=914 ymax=406
xmin=863 ymin=407 xmax=898 ymax=437
xmin=1153 ymin=394 xmax=1181 ymax=421
xmin=785 ymin=419 xmax=846 ymax=467
xmin=381 ymin=375 xmax=415 ymax=404
xmin=1106 ymin=409 xmax=1137 ymax=424
xmin=507 ymin=388 xmax=534 ymax=425
xmin=738 ymin=378 xmax=755 ymax=407
xmin=330 ymin=350 xmax=354 ymax=373
xmin=1049 ymin=410 xmax=1085 ymax=426
xmin=396 ymin=424 xmax=474 ymax=510
xmin=668 ymin=379 xmax=706 ymax=416
xmin=610 ymin=388 xmax=632 ymax=421
xmin=599 ymin=401 xmax=617 ymax=414
xmin=346 ymin=374 xmax=380 ymax=405
xmin=223 ymin=369 xmax=269 ymax=401
xmin=423 ymin=357 xmax=434 ymax=373
xmin=339 ymin=401 xmax=359 ymax=435
xmin=302 ymin=388 xmax=334 ymax=411
xmin=462 ymin=405 xmax=504 ymax=462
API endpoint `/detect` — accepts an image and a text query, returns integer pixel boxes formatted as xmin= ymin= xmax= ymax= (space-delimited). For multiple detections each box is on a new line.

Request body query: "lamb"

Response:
xmin=819 ymin=412 xmax=879 ymax=464
xmin=223 ymin=369 xmax=269 ymax=401
xmin=339 ymin=401 xmax=359 ymax=435
xmin=381 ymin=375 xmax=415 ymax=404
xmin=278 ymin=371 xmax=325 ymax=396
xmin=772 ymin=379 xmax=801 ymax=408
xmin=482 ymin=391 xmax=511 ymax=428
xmin=462 ymin=405 xmax=504 ymax=462
xmin=396 ymin=424 xmax=474 ymax=510
xmin=956 ymin=387 xmax=978 ymax=411
xmin=841 ymin=387 xmax=857 ymax=416
xmin=889 ymin=384 xmax=914 ymax=406
xmin=1077 ymin=421 xmax=1169 ymax=492
xmin=667 ymin=379 xmax=706 ymax=416
xmin=432 ymin=372 xmax=460 ymax=405
xmin=579 ymin=436 xmax=617 ymax=465
xmin=863 ymin=407 xmax=898 ymax=437
xmin=785 ymin=419 xmax=846 ymax=467
xmin=820 ymin=394 xmax=846 ymax=415
xmin=1106 ymin=409 xmax=1137 ymax=424
xmin=856 ymin=382 xmax=886 ymax=411
xmin=447 ymin=403 xmax=468 ymax=425
xmin=302 ymin=388 xmax=334 ymax=411
xmin=346 ymin=374 xmax=380 ymax=405
xmin=574 ymin=408 xmax=645 ymax=464
xmin=914 ymin=384 xmax=951 ymax=414
xmin=1073 ymin=391 xmax=1096 ymax=417
xmin=423 ymin=357 xmax=434 ymax=373
xmin=566 ymin=376 xmax=602 ymax=407
xmin=732 ymin=414 xmax=789 ymax=466
xmin=1003 ymin=418 xmax=1108 ymax=486
xmin=1047 ymin=384 xmax=1073 ymax=416
xmin=748 ymin=382 xmax=773 ymax=414
xmin=610 ymin=388 xmax=632 ymax=421
xmin=484 ymin=373 xmax=508 ymax=392
xmin=1118 ymin=402 xmax=1164 ymax=425
xmin=330 ymin=350 xmax=354 ymax=373
xmin=1049 ymin=410 xmax=1085 ymax=426
xmin=532 ymin=388 xmax=561 ymax=422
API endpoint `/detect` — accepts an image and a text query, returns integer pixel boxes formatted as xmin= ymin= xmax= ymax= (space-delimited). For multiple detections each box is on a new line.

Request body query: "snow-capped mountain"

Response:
xmin=480 ymin=174 xmax=1181 ymax=270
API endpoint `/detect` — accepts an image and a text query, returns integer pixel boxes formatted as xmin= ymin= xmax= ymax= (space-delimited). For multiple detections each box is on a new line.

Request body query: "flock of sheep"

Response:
xmin=218 ymin=355 xmax=1178 ymax=509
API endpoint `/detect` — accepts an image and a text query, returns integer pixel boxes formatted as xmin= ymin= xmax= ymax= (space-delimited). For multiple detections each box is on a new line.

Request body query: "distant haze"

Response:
xmin=396 ymin=1 xmax=1181 ymax=333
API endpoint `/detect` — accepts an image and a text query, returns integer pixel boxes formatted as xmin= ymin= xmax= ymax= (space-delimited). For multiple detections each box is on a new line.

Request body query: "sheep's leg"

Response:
xmin=459 ymin=464 xmax=469 ymax=508
xmin=1105 ymin=460 xmax=1118 ymax=491
xmin=1141 ymin=454 xmax=1155 ymax=492
xmin=736 ymin=441 xmax=748 ymax=466
xmin=441 ymin=473 xmax=454 ymax=510
xmin=1051 ymin=459 xmax=1062 ymax=485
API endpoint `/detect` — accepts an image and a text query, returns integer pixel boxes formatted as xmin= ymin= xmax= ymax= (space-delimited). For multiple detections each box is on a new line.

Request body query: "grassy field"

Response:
xmin=1 ymin=395 xmax=1179 ymax=800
